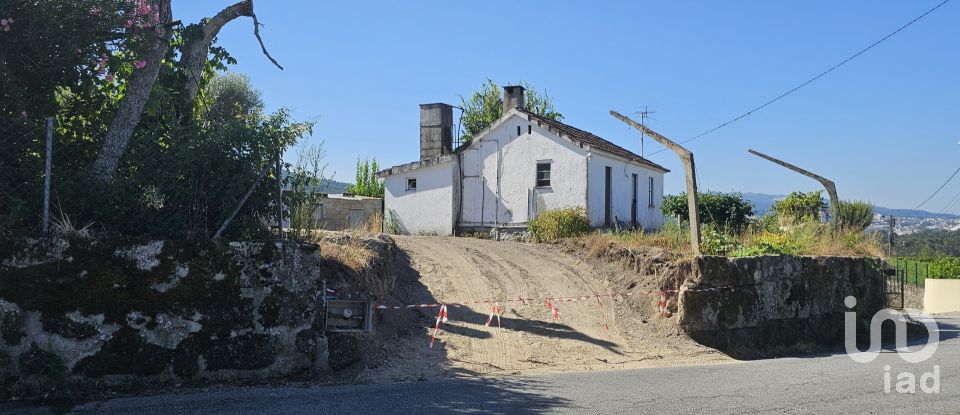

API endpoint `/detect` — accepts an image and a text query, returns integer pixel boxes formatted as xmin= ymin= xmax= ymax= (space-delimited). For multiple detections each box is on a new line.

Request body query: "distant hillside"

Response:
xmin=318 ymin=178 xmax=351 ymax=194
xmin=738 ymin=192 xmax=960 ymax=219
xmin=279 ymin=172 xmax=352 ymax=194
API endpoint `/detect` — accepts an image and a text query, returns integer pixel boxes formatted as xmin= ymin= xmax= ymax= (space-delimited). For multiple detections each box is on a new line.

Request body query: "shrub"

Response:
xmin=771 ymin=191 xmax=826 ymax=224
xmin=528 ymin=207 xmax=591 ymax=242
xmin=662 ymin=191 xmax=754 ymax=232
xmin=838 ymin=200 xmax=874 ymax=232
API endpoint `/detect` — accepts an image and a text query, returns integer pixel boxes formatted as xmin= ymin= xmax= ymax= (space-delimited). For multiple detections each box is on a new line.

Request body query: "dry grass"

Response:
xmin=569 ymin=220 xmax=883 ymax=259
xmin=319 ymin=237 xmax=375 ymax=271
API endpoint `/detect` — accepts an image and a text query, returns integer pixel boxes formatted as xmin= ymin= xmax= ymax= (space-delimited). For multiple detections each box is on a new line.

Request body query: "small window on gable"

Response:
xmin=536 ymin=162 xmax=551 ymax=188
xmin=406 ymin=178 xmax=417 ymax=191
xmin=517 ymin=126 xmax=521 ymax=136
xmin=528 ymin=125 xmax=532 ymax=134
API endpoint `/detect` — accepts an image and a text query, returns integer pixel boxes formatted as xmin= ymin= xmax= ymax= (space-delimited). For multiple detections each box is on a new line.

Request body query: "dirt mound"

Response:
xmin=354 ymin=236 xmax=731 ymax=382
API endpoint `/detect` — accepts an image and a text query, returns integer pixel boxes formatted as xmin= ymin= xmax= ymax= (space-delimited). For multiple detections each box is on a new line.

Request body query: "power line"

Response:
xmin=646 ymin=0 xmax=952 ymax=157
xmin=941 ymin=186 xmax=960 ymax=213
xmin=916 ymin=165 xmax=960 ymax=209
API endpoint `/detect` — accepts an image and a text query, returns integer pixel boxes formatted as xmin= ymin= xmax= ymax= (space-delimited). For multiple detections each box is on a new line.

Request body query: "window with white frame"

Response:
xmin=535 ymin=162 xmax=551 ymax=187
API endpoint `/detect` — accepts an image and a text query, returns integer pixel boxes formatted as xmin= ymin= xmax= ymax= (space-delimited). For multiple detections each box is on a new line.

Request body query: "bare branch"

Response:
xmin=249 ymin=1 xmax=283 ymax=70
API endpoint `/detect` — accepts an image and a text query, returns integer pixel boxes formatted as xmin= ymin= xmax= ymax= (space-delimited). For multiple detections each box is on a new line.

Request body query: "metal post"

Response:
xmin=275 ymin=149 xmax=284 ymax=239
xmin=42 ymin=117 xmax=53 ymax=234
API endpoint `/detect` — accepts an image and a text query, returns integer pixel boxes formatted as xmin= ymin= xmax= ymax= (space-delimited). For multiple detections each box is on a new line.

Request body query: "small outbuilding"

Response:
xmin=377 ymin=86 xmax=669 ymax=236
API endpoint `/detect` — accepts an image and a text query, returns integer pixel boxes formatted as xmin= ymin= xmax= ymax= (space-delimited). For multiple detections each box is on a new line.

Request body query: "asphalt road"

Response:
xmin=5 ymin=315 xmax=960 ymax=414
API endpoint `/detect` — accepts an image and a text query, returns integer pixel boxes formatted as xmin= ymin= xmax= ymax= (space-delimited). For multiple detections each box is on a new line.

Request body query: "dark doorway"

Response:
xmin=604 ymin=166 xmax=612 ymax=227
xmin=631 ymin=173 xmax=638 ymax=227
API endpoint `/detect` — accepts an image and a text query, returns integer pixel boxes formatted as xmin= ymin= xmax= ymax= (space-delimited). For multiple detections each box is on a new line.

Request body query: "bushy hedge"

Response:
xmin=528 ymin=207 xmax=591 ymax=242
xmin=771 ymin=191 xmax=826 ymax=224
xmin=662 ymin=191 xmax=754 ymax=232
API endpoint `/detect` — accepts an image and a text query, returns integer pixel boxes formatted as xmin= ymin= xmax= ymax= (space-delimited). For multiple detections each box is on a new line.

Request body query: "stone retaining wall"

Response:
xmin=678 ymin=255 xmax=885 ymax=354
xmin=0 ymin=237 xmax=329 ymax=400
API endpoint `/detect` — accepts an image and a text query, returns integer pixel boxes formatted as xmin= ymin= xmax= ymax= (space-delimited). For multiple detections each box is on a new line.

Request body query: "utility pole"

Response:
xmin=634 ymin=107 xmax=655 ymax=157
xmin=611 ymin=111 xmax=701 ymax=255
xmin=888 ymin=216 xmax=896 ymax=257
xmin=747 ymin=149 xmax=843 ymax=229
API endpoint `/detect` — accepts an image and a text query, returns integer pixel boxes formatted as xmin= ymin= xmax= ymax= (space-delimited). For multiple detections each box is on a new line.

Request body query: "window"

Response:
xmin=528 ymin=125 xmax=532 ymax=134
xmin=406 ymin=178 xmax=417 ymax=191
xmin=535 ymin=162 xmax=551 ymax=187
xmin=648 ymin=176 xmax=655 ymax=207
xmin=631 ymin=174 xmax=638 ymax=226
xmin=517 ymin=126 xmax=522 ymax=136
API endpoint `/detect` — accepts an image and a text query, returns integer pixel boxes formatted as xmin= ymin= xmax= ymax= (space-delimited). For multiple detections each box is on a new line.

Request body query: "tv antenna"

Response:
xmin=634 ymin=107 xmax=656 ymax=156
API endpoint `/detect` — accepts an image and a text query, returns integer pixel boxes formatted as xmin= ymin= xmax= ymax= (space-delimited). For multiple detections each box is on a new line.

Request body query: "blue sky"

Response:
xmin=172 ymin=1 xmax=959 ymax=211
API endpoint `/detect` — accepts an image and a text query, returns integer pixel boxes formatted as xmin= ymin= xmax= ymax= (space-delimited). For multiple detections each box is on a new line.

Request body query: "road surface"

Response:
xmin=6 ymin=315 xmax=959 ymax=414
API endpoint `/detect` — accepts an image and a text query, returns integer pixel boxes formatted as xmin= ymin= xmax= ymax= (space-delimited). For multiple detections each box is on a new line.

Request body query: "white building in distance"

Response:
xmin=377 ymin=86 xmax=669 ymax=236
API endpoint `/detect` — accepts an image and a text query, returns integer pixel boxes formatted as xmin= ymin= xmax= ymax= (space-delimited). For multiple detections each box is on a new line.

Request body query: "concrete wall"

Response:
xmin=679 ymin=255 xmax=885 ymax=353
xmin=586 ymin=151 xmax=665 ymax=230
xmin=0 ymin=238 xmax=329 ymax=400
xmin=923 ymin=279 xmax=960 ymax=314
xmin=459 ymin=113 xmax=588 ymax=227
xmin=383 ymin=159 xmax=457 ymax=235
xmin=314 ymin=196 xmax=382 ymax=231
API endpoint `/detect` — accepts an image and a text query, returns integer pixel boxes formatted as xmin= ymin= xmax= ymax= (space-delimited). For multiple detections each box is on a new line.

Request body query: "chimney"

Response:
xmin=503 ymin=85 xmax=525 ymax=114
xmin=419 ymin=103 xmax=453 ymax=160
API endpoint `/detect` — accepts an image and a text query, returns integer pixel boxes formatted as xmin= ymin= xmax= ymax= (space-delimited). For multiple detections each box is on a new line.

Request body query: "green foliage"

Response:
xmin=528 ymin=207 xmax=591 ymax=242
xmin=896 ymin=229 xmax=960 ymax=257
xmin=895 ymin=257 xmax=960 ymax=284
xmin=0 ymin=0 xmax=127 ymax=117
xmin=771 ymin=191 xmax=826 ymax=224
xmin=347 ymin=157 xmax=384 ymax=198
xmin=48 ymin=71 xmax=313 ymax=238
xmin=837 ymin=200 xmax=874 ymax=232
xmin=661 ymin=191 xmax=754 ymax=232
xmin=700 ymin=225 xmax=741 ymax=256
xmin=286 ymin=143 xmax=329 ymax=239
xmin=459 ymin=78 xmax=562 ymax=141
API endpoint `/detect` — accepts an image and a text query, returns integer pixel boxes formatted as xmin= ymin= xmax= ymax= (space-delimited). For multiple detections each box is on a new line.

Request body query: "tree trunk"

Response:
xmin=93 ymin=0 xmax=281 ymax=184
xmin=93 ymin=0 xmax=173 ymax=183
xmin=179 ymin=1 xmax=254 ymax=106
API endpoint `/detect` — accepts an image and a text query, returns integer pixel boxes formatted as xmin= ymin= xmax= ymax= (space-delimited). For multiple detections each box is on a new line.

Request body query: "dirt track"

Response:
xmin=361 ymin=236 xmax=731 ymax=382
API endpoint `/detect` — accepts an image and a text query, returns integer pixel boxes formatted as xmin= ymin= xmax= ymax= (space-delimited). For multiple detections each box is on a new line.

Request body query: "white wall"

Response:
xmin=586 ymin=151 xmax=665 ymax=230
xmin=459 ymin=114 xmax=587 ymax=226
xmin=924 ymin=279 xmax=960 ymax=314
xmin=383 ymin=160 xmax=457 ymax=235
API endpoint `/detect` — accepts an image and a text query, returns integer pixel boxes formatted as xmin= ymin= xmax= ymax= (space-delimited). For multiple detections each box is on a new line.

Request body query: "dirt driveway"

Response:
xmin=360 ymin=236 xmax=731 ymax=382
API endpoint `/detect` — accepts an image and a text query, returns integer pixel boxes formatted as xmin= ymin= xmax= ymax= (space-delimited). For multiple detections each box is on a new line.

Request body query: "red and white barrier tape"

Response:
xmin=373 ymin=284 xmax=733 ymax=310
xmin=399 ymin=285 xmax=735 ymax=348
xmin=484 ymin=303 xmax=503 ymax=328
xmin=429 ymin=304 xmax=448 ymax=348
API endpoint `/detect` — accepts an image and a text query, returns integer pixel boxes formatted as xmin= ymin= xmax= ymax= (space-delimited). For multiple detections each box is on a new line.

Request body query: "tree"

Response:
xmin=201 ymin=72 xmax=264 ymax=122
xmin=662 ymin=191 xmax=754 ymax=232
xmin=347 ymin=157 xmax=384 ymax=198
xmin=92 ymin=0 xmax=283 ymax=184
xmin=460 ymin=79 xmax=562 ymax=141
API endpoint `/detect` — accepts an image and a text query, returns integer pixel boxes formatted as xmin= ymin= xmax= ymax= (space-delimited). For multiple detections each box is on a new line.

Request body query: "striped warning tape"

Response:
xmin=372 ymin=285 xmax=735 ymax=310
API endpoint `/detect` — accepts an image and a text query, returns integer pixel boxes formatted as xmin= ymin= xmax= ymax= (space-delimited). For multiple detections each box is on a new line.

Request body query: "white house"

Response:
xmin=377 ymin=86 xmax=669 ymax=236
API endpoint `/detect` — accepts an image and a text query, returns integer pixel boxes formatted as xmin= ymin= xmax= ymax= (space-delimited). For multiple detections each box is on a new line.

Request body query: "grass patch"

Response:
xmin=558 ymin=218 xmax=882 ymax=258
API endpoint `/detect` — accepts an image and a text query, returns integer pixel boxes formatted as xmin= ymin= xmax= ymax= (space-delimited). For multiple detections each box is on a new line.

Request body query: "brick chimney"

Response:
xmin=503 ymin=85 xmax=525 ymax=114
xmin=419 ymin=103 xmax=453 ymax=160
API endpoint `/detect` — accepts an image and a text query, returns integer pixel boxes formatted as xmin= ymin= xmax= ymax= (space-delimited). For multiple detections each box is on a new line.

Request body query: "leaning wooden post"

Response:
xmin=747 ymin=149 xmax=842 ymax=229
xmin=610 ymin=111 xmax=701 ymax=254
